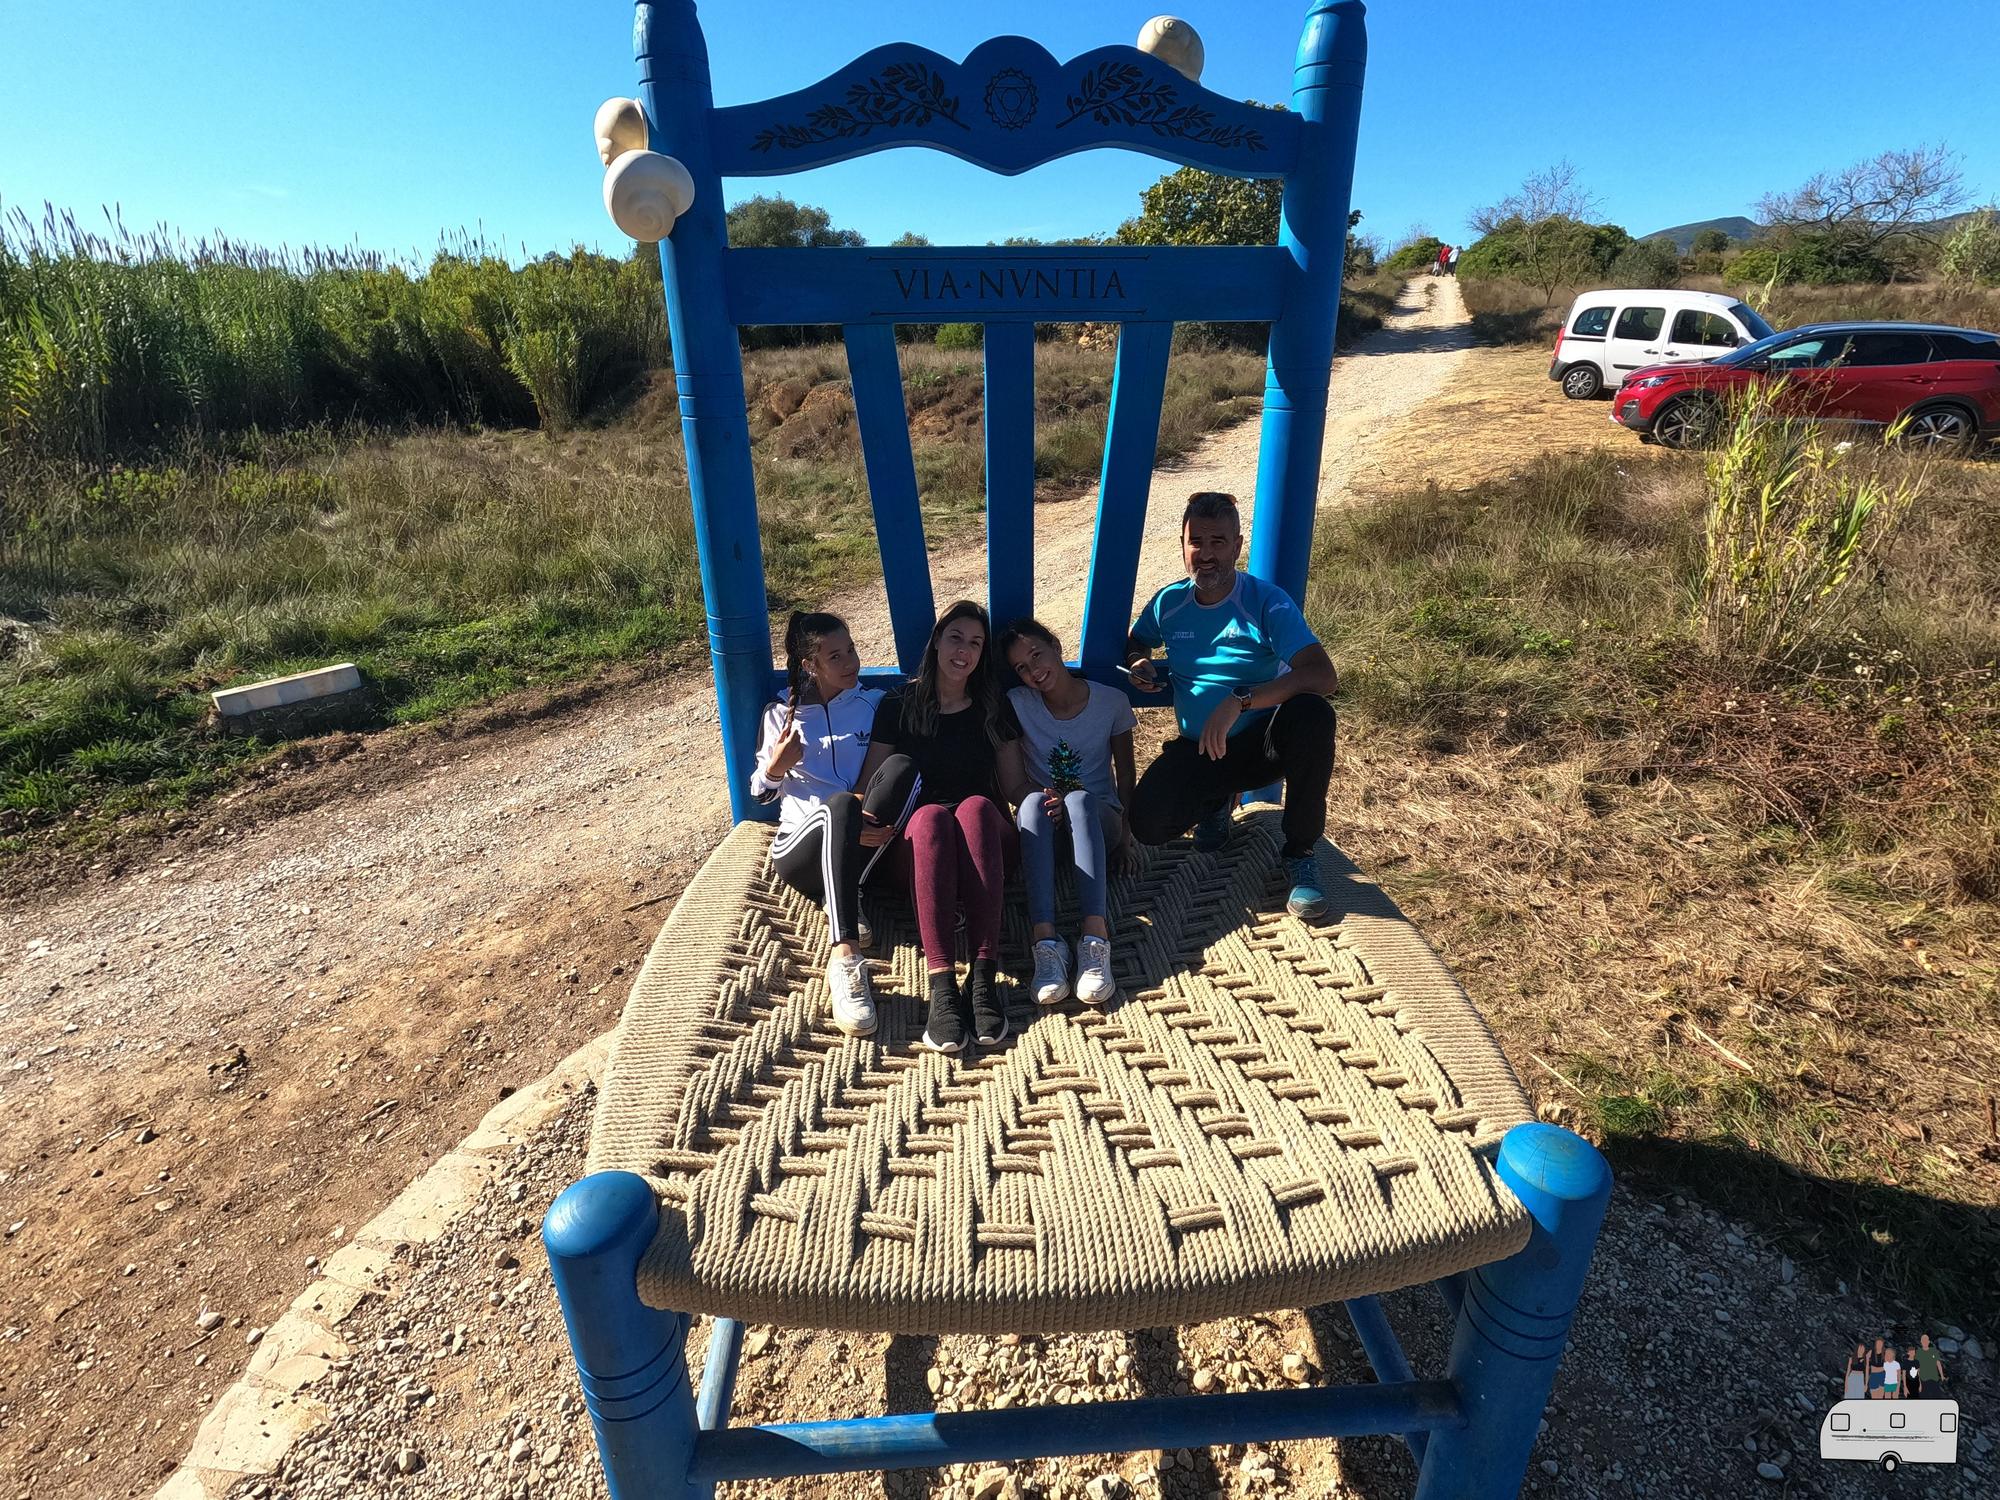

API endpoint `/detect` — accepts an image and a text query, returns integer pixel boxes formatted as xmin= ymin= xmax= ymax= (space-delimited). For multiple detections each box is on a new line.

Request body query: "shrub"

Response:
xmin=1695 ymin=386 xmax=1923 ymax=669
xmin=934 ymin=323 xmax=983 ymax=350
xmin=1607 ymin=237 xmax=1681 ymax=288
xmin=1939 ymin=208 xmax=2000 ymax=288
xmin=1382 ymin=235 xmax=1445 ymax=276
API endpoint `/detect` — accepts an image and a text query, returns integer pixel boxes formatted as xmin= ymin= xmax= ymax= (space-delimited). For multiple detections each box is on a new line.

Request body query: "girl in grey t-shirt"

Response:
xmin=1000 ymin=619 xmax=1138 ymax=1007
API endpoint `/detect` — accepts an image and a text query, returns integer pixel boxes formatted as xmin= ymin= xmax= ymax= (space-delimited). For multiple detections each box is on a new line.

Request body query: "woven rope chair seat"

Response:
xmin=589 ymin=807 xmax=1534 ymax=1334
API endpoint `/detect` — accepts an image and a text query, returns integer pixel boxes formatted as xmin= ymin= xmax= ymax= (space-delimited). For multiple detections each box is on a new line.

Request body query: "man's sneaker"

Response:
xmin=920 ymin=973 xmax=968 ymax=1054
xmin=1075 ymin=935 xmax=1116 ymax=1005
xmin=1031 ymin=939 xmax=1072 ymax=1006
xmin=968 ymin=958 xmax=1008 ymax=1046
xmin=1284 ymin=854 xmax=1328 ymax=921
xmin=828 ymin=954 xmax=877 ymax=1037
xmin=1193 ymin=804 xmax=1232 ymax=853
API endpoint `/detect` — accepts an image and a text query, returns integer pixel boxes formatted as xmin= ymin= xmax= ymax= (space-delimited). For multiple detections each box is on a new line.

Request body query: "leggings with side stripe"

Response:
xmin=769 ymin=756 xmax=921 ymax=945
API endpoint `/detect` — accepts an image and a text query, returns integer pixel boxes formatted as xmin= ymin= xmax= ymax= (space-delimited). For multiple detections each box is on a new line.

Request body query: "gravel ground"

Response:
xmin=239 ymin=1085 xmax=1993 ymax=1500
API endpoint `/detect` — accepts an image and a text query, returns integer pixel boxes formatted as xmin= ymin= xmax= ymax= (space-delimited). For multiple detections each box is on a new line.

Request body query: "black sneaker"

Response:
xmin=920 ymin=971 xmax=968 ymax=1055
xmin=968 ymin=958 xmax=1009 ymax=1046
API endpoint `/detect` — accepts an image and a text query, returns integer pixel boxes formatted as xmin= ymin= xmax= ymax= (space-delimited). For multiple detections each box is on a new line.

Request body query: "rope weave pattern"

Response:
xmin=590 ymin=809 xmax=1533 ymax=1333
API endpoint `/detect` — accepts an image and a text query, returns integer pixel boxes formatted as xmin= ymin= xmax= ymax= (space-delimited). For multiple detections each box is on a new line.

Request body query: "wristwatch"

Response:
xmin=1231 ymin=686 xmax=1254 ymax=709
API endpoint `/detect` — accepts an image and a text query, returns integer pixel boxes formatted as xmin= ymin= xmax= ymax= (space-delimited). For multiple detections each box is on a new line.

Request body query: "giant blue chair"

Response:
xmin=549 ymin=5 xmax=1612 ymax=1497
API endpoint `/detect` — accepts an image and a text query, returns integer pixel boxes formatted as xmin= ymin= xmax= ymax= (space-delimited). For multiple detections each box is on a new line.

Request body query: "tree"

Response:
xmin=1756 ymin=146 xmax=1968 ymax=282
xmin=1118 ymin=168 xmax=1283 ymax=246
xmin=1383 ymin=234 xmax=1446 ymax=276
xmin=1465 ymin=162 xmax=1617 ymax=303
xmin=725 ymin=195 xmax=866 ymax=249
xmin=890 ymin=231 xmax=932 ymax=247
xmin=1690 ymin=227 xmax=1731 ymax=256
xmin=1608 ymin=237 xmax=1681 ymax=288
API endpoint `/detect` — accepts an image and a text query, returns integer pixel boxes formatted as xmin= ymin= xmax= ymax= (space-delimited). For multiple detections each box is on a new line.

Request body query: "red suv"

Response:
xmin=1611 ymin=322 xmax=2000 ymax=452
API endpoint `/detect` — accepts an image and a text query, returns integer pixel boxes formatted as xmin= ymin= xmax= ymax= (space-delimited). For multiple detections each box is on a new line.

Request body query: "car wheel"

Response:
xmin=1652 ymin=396 xmax=1719 ymax=450
xmin=1899 ymin=402 xmax=1978 ymax=455
xmin=1560 ymin=364 xmax=1603 ymax=400
xmin=1880 ymin=1453 xmax=1900 ymax=1473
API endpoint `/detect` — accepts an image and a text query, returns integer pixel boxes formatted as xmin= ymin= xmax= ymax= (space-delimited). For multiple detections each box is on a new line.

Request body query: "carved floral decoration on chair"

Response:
xmin=1057 ymin=63 xmax=1267 ymax=151
xmin=983 ymin=68 xmax=1038 ymax=131
xmin=751 ymin=63 xmax=968 ymax=152
xmin=751 ymin=56 xmax=1265 ymax=154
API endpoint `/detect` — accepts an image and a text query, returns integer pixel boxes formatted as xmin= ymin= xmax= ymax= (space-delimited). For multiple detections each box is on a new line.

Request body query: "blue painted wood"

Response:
xmin=1247 ymin=1 xmax=1368 ymax=611
xmin=689 ymin=1381 xmax=1463 ymax=1483
xmin=640 ymin=0 xmax=773 ymax=826
xmin=1078 ymin=322 xmax=1172 ymax=672
xmin=544 ymin=1172 xmax=702 ymax=1500
xmin=1344 ymin=1296 xmax=1427 ymax=1463
xmin=1415 ymin=1124 xmax=1611 ymax=1499
xmin=712 ymin=38 xmax=1299 ymax=181
xmin=843 ymin=324 xmax=936 ymax=675
xmin=728 ymin=245 xmax=1287 ymax=328
xmin=983 ymin=321 xmax=1037 ymax=631
xmin=694 ymin=1318 xmax=743 ymax=1432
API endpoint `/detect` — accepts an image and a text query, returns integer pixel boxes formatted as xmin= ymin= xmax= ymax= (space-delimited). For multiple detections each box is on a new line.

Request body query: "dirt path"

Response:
xmin=0 ymin=279 xmax=1475 ymax=1498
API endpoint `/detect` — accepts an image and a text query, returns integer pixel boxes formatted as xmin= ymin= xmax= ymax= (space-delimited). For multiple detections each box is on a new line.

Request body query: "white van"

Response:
xmin=1549 ymin=289 xmax=1775 ymax=399
xmin=1819 ymin=1398 xmax=1962 ymax=1473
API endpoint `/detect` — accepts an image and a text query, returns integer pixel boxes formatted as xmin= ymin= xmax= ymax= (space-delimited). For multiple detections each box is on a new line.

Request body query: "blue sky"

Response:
xmin=3 ymin=1 xmax=1996 ymax=261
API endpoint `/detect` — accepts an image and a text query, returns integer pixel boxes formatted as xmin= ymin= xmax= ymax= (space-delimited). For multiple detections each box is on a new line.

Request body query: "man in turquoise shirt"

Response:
xmin=1125 ymin=492 xmax=1339 ymax=918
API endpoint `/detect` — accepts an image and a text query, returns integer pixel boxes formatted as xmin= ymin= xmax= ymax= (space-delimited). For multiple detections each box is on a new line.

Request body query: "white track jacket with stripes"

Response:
xmin=749 ymin=686 xmax=884 ymax=836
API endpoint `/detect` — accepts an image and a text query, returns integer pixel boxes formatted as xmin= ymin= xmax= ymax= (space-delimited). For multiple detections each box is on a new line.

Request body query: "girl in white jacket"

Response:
xmin=751 ymin=612 xmax=917 ymax=1036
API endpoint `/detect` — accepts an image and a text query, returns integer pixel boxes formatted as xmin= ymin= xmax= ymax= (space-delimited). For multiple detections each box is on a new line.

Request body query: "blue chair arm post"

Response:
xmin=1414 ymin=1123 xmax=1612 ymax=1500
xmin=639 ymin=0 xmax=773 ymax=824
xmin=544 ymin=1171 xmax=703 ymax=1500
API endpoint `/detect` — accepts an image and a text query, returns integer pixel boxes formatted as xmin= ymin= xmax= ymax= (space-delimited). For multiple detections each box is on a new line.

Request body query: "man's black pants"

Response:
xmin=1128 ymin=696 xmax=1335 ymax=860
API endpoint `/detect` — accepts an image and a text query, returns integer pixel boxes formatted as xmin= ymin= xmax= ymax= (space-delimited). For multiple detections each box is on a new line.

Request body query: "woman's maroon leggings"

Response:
xmin=891 ymin=796 xmax=1015 ymax=973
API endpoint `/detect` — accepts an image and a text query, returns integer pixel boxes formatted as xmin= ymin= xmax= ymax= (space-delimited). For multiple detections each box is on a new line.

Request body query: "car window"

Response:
xmin=1891 ymin=1412 xmax=1906 ymax=1430
xmin=1613 ymin=306 xmax=1666 ymax=341
xmin=1846 ymin=332 xmax=1932 ymax=367
xmin=1832 ymin=1413 xmax=1851 ymax=1432
xmin=1729 ymin=302 xmax=1776 ymax=340
xmin=1671 ymin=310 xmax=1738 ymax=346
xmin=1766 ymin=336 xmax=1847 ymax=370
xmin=1927 ymin=332 xmax=2000 ymax=361
xmin=1570 ymin=306 xmax=1614 ymax=338
xmin=1716 ymin=329 xmax=1792 ymax=366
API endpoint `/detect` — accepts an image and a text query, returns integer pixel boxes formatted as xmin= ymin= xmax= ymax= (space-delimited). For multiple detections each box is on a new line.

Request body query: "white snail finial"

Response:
xmin=1137 ymin=17 xmax=1205 ymax=83
xmin=594 ymin=96 xmax=650 ymax=167
xmin=603 ymin=150 xmax=696 ymax=243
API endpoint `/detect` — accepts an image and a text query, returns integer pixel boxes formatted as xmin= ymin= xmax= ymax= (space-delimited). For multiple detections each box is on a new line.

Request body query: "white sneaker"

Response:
xmin=1031 ymin=939 xmax=1072 ymax=1006
xmin=829 ymin=955 xmax=877 ymax=1037
xmin=1075 ymin=935 xmax=1115 ymax=1005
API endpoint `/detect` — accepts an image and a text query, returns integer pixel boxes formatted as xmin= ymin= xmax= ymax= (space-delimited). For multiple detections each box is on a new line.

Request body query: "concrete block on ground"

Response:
xmin=211 ymin=663 xmax=375 ymax=737
xmin=318 ymin=1242 xmax=395 ymax=1294
xmin=245 ymin=1312 xmax=344 ymax=1392
xmin=289 ymin=1276 xmax=372 ymax=1328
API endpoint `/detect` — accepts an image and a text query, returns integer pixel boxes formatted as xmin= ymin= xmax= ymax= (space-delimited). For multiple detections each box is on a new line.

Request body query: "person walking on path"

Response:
xmin=1124 ymin=492 xmax=1339 ymax=919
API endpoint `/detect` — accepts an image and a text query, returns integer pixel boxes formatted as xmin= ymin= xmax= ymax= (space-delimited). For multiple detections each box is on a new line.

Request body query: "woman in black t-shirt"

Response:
xmin=858 ymin=600 xmax=1028 ymax=1056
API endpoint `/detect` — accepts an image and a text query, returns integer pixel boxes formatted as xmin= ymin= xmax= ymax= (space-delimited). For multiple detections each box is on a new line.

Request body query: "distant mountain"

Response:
xmin=1644 ymin=216 xmax=1762 ymax=251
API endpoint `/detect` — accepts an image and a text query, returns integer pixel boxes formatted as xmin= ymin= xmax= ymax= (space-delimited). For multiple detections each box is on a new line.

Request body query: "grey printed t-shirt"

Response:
xmin=1007 ymin=680 xmax=1138 ymax=810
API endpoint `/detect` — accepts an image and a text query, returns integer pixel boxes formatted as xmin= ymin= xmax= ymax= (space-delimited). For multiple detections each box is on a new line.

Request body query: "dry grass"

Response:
xmin=0 ymin=338 xmax=1266 ymax=850
xmin=1309 ymin=444 xmax=2000 ymax=1321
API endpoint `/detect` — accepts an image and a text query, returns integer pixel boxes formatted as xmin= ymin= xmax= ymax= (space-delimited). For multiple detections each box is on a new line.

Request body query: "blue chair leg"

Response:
xmin=1414 ymin=1123 xmax=1611 ymax=1500
xmin=544 ymin=1171 xmax=702 ymax=1500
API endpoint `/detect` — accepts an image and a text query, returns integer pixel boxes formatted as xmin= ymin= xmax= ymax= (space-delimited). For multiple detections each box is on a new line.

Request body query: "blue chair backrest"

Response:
xmin=636 ymin=1 xmax=1367 ymax=821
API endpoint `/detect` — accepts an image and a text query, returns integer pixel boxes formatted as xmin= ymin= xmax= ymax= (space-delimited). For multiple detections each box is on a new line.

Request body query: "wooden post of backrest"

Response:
xmin=983 ymin=322 xmax=1037 ymax=631
xmin=1248 ymin=0 xmax=1368 ymax=607
xmin=637 ymin=0 xmax=772 ymax=822
xmin=843 ymin=324 xmax=936 ymax=675
xmin=1078 ymin=322 xmax=1174 ymax=672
